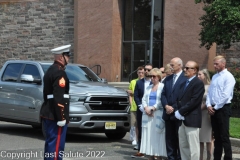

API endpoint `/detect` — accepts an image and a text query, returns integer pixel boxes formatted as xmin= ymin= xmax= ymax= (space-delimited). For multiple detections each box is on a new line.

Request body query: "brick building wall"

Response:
xmin=0 ymin=0 xmax=74 ymax=68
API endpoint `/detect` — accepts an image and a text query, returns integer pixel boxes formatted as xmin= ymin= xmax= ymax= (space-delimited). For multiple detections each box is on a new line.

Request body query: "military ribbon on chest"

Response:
xmin=59 ymin=77 xmax=66 ymax=87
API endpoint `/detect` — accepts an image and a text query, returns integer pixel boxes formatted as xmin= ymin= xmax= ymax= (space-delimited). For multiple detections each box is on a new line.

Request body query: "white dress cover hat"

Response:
xmin=51 ymin=44 xmax=71 ymax=54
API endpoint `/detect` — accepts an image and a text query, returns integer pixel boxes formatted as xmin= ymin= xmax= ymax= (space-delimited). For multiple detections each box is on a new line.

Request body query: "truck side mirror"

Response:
xmin=101 ymin=78 xmax=108 ymax=84
xmin=20 ymin=74 xmax=42 ymax=85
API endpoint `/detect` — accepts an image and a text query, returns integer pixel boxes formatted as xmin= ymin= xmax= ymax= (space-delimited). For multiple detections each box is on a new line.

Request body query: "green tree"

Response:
xmin=196 ymin=0 xmax=240 ymax=50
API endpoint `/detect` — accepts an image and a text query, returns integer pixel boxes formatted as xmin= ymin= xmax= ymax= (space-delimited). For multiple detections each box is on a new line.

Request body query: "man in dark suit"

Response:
xmin=174 ymin=61 xmax=205 ymax=160
xmin=131 ymin=63 xmax=153 ymax=158
xmin=161 ymin=57 xmax=187 ymax=160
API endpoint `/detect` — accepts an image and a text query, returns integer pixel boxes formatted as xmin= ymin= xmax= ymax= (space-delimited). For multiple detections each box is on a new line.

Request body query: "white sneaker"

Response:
xmin=132 ymin=140 xmax=137 ymax=145
xmin=133 ymin=145 xmax=139 ymax=150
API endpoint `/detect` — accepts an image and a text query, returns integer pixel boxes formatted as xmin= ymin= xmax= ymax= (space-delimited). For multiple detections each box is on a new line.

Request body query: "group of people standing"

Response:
xmin=129 ymin=55 xmax=235 ymax=160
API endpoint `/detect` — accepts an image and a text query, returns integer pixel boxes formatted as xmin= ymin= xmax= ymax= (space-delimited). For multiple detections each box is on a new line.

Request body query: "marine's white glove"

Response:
xmin=175 ymin=110 xmax=185 ymax=120
xmin=57 ymin=120 xmax=66 ymax=127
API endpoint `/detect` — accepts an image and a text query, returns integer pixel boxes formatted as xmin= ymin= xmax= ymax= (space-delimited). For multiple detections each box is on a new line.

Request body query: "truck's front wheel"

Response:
xmin=105 ymin=132 xmax=126 ymax=140
xmin=41 ymin=122 xmax=46 ymax=139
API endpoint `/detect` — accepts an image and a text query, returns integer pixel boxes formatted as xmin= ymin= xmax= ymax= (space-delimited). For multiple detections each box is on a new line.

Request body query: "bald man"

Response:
xmin=161 ymin=57 xmax=187 ymax=160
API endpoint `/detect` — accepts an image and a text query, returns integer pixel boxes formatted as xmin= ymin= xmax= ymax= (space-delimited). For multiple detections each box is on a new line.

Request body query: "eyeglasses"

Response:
xmin=149 ymin=75 xmax=157 ymax=78
xmin=144 ymin=68 xmax=151 ymax=72
xmin=184 ymin=67 xmax=195 ymax=70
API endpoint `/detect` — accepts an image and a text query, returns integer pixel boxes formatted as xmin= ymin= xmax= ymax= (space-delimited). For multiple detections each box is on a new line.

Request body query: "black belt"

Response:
xmin=211 ymin=103 xmax=231 ymax=108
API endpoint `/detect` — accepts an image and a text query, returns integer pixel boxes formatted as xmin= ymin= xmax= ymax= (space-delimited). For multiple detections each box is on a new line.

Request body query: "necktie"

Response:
xmin=184 ymin=80 xmax=190 ymax=91
xmin=172 ymin=74 xmax=177 ymax=88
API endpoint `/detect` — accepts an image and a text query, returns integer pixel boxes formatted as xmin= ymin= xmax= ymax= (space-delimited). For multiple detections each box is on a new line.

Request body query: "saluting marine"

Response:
xmin=40 ymin=44 xmax=71 ymax=160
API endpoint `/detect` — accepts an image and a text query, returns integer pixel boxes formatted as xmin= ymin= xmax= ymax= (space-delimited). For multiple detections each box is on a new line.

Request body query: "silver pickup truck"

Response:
xmin=0 ymin=60 xmax=130 ymax=139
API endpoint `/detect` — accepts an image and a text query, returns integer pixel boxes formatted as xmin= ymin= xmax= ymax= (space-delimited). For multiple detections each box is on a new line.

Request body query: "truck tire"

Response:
xmin=41 ymin=122 xmax=46 ymax=139
xmin=105 ymin=132 xmax=126 ymax=140
xmin=31 ymin=125 xmax=41 ymax=129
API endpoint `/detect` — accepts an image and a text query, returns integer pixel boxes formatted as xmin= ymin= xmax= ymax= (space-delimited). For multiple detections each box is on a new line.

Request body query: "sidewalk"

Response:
xmin=231 ymin=137 xmax=240 ymax=148
xmin=230 ymin=138 xmax=240 ymax=159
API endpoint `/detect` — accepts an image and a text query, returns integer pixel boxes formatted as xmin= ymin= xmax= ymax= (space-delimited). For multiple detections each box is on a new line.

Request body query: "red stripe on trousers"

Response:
xmin=54 ymin=127 xmax=62 ymax=160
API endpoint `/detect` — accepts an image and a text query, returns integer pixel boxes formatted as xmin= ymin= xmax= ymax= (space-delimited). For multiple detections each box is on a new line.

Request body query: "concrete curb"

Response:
xmin=231 ymin=138 xmax=240 ymax=148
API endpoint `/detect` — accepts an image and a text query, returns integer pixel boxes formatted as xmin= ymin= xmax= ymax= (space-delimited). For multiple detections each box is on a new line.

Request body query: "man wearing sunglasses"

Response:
xmin=173 ymin=61 xmax=205 ymax=160
xmin=131 ymin=63 xmax=153 ymax=158
xmin=161 ymin=57 xmax=187 ymax=160
xmin=41 ymin=44 xmax=71 ymax=160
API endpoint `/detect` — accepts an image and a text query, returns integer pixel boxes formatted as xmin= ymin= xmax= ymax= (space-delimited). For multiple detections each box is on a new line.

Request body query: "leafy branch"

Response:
xmin=196 ymin=0 xmax=240 ymax=50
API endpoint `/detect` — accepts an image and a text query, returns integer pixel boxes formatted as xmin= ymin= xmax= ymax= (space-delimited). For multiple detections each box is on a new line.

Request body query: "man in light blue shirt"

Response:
xmin=206 ymin=55 xmax=236 ymax=160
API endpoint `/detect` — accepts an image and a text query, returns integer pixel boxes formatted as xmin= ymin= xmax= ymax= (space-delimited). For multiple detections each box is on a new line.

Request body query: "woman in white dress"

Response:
xmin=140 ymin=68 xmax=167 ymax=160
xmin=198 ymin=69 xmax=213 ymax=160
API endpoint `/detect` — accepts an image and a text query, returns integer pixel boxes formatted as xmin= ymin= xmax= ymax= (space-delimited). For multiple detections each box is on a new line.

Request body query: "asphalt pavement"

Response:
xmin=0 ymin=121 xmax=240 ymax=160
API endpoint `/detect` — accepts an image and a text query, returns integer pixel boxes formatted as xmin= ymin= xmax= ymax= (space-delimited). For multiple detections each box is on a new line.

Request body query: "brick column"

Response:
xmin=163 ymin=0 xmax=208 ymax=68
xmin=74 ymin=0 xmax=122 ymax=82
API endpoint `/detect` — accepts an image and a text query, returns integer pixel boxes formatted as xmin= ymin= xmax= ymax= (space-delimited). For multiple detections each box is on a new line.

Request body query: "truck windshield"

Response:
xmin=41 ymin=64 xmax=101 ymax=82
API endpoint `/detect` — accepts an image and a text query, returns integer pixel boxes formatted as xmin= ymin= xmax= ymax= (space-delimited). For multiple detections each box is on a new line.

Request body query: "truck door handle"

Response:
xmin=16 ymin=88 xmax=23 ymax=91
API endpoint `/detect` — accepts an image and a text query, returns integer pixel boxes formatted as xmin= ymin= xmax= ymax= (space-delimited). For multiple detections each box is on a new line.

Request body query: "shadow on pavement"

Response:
xmin=0 ymin=122 xmax=131 ymax=144
xmin=0 ymin=122 xmax=44 ymax=140
xmin=66 ymin=132 xmax=130 ymax=144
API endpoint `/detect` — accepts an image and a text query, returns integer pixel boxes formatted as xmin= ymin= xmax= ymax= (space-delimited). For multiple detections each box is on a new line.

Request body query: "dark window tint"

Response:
xmin=41 ymin=65 xmax=50 ymax=73
xmin=133 ymin=0 xmax=151 ymax=40
xmin=22 ymin=64 xmax=41 ymax=80
xmin=2 ymin=63 xmax=23 ymax=82
xmin=124 ymin=0 xmax=133 ymax=41
xmin=80 ymin=67 xmax=101 ymax=82
xmin=41 ymin=64 xmax=101 ymax=82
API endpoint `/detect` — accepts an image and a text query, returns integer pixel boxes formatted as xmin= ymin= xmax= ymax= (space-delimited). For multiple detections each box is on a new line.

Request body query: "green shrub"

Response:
xmin=228 ymin=68 xmax=240 ymax=110
xmin=208 ymin=70 xmax=214 ymax=79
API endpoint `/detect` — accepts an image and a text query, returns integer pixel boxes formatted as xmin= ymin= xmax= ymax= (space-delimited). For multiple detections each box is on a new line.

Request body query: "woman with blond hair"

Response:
xmin=140 ymin=68 xmax=167 ymax=160
xmin=164 ymin=63 xmax=173 ymax=77
xmin=198 ymin=69 xmax=213 ymax=160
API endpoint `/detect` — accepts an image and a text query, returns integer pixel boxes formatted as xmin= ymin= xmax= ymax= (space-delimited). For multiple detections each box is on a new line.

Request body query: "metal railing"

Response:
xmin=128 ymin=68 xmax=138 ymax=83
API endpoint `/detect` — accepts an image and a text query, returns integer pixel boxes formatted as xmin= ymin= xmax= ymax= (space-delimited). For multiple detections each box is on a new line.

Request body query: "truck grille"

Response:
xmin=87 ymin=97 xmax=129 ymax=110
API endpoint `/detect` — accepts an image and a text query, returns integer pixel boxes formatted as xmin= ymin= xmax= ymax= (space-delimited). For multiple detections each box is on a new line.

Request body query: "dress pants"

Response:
xmin=165 ymin=120 xmax=181 ymax=160
xmin=43 ymin=119 xmax=68 ymax=160
xmin=211 ymin=104 xmax=232 ymax=160
xmin=136 ymin=108 xmax=143 ymax=151
xmin=178 ymin=123 xmax=199 ymax=160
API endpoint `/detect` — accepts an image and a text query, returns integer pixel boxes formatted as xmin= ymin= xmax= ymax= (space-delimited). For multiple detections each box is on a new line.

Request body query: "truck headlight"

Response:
xmin=70 ymin=96 xmax=87 ymax=102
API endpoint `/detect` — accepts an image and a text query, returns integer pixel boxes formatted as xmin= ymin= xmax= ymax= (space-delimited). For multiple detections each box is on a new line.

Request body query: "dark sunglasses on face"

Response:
xmin=184 ymin=67 xmax=195 ymax=70
xmin=149 ymin=75 xmax=157 ymax=78
xmin=144 ymin=68 xmax=151 ymax=72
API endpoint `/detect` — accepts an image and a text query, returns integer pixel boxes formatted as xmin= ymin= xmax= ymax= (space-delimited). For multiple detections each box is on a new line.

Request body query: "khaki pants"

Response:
xmin=130 ymin=111 xmax=137 ymax=126
xmin=179 ymin=123 xmax=200 ymax=160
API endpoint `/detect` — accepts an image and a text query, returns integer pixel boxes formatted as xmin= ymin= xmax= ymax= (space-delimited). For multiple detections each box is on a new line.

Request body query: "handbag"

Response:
xmin=155 ymin=110 xmax=165 ymax=133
